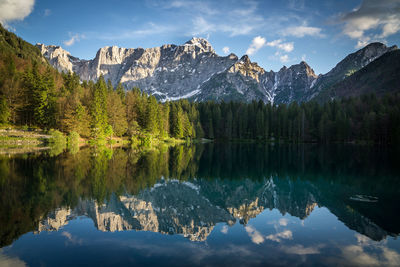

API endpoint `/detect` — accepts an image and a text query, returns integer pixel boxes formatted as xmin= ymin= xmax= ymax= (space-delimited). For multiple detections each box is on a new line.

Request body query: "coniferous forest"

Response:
xmin=1 ymin=24 xmax=400 ymax=145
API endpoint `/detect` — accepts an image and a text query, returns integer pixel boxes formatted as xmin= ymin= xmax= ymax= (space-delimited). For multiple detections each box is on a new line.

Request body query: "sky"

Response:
xmin=0 ymin=0 xmax=400 ymax=74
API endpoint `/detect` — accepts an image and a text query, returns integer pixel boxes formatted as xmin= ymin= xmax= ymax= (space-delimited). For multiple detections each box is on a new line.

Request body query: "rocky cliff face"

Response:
xmin=38 ymin=40 xmax=397 ymax=104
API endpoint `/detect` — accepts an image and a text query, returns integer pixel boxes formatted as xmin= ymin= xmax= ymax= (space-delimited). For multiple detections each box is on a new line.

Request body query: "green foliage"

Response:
xmin=104 ymin=125 xmax=113 ymax=140
xmin=90 ymin=76 xmax=108 ymax=139
xmin=141 ymin=134 xmax=152 ymax=148
xmin=67 ymin=131 xmax=80 ymax=153
xmin=345 ymin=69 xmax=356 ymax=77
xmin=48 ymin=129 xmax=66 ymax=156
xmin=21 ymin=65 xmax=57 ymax=128
xmin=0 ymin=96 xmax=10 ymax=124
xmin=107 ymin=90 xmax=127 ymax=136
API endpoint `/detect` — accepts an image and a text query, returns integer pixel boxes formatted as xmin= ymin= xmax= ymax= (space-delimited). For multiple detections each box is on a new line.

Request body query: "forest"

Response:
xmin=0 ymin=22 xmax=399 ymax=145
xmin=1 ymin=58 xmax=400 ymax=145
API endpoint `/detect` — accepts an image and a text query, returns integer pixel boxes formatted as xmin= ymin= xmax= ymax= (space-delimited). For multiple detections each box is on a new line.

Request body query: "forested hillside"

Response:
xmin=317 ymin=50 xmax=400 ymax=102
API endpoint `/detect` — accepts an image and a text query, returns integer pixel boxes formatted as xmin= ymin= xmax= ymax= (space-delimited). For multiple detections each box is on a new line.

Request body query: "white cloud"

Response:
xmin=192 ymin=16 xmax=215 ymax=36
xmin=338 ymin=233 xmax=400 ymax=266
xmin=165 ymin=0 xmax=266 ymax=37
xmin=168 ymin=0 xmax=218 ymax=15
xmin=151 ymin=0 xmax=311 ymax=40
xmin=62 ymin=231 xmax=83 ymax=245
xmin=301 ymin=54 xmax=307 ymax=61
xmin=266 ymin=230 xmax=293 ymax=242
xmin=245 ymin=225 xmax=265 ymax=244
xmin=266 ymin=39 xmax=294 ymax=52
xmin=221 ymin=225 xmax=229 ymax=234
xmin=191 ymin=15 xmax=261 ymax=37
xmin=282 ymin=25 xmax=324 ymax=38
xmin=281 ymin=244 xmax=321 ymax=255
xmin=64 ymin=33 xmax=85 ymax=47
xmin=0 ymin=0 xmax=35 ymax=24
xmin=246 ymin=36 xmax=266 ymax=55
xmin=0 ymin=252 xmax=27 ymax=267
xmin=339 ymin=0 xmax=400 ymax=48
xmin=103 ymin=23 xmax=174 ymax=40
xmin=267 ymin=40 xmax=294 ymax=63
xmin=279 ymin=218 xmax=288 ymax=226
xmin=222 ymin=46 xmax=230 ymax=55
xmin=280 ymin=54 xmax=289 ymax=63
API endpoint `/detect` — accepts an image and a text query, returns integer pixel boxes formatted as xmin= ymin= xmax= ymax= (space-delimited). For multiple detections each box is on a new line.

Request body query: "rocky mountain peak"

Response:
xmin=239 ymin=55 xmax=251 ymax=64
xmin=95 ymin=45 xmax=133 ymax=65
xmin=279 ymin=66 xmax=288 ymax=72
xmin=184 ymin=37 xmax=214 ymax=53
xmin=291 ymin=61 xmax=318 ymax=78
xmin=36 ymin=43 xmax=75 ymax=73
xmin=355 ymin=42 xmax=398 ymax=62
xmin=228 ymin=54 xmax=265 ymax=81
xmin=227 ymin=53 xmax=239 ymax=60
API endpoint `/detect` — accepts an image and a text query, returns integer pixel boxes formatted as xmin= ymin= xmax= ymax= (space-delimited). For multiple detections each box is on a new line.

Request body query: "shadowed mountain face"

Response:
xmin=315 ymin=49 xmax=400 ymax=102
xmin=1 ymin=144 xmax=399 ymax=246
xmin=37 ymin=37 xmax=398 ymax=104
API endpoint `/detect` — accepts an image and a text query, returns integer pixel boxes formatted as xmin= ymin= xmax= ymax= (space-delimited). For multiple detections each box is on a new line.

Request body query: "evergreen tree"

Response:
xmin=107 ymin=91 xmax=128 ymax=136
xmin=115 ymin=82 xmax=125 ymax=102
xmin=90 ymin=75 xmax=108 ymax=139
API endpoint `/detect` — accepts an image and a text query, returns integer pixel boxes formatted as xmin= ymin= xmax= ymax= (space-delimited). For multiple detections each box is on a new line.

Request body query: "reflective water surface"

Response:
xmin=0 ymin=144 xmax=399 ymax=266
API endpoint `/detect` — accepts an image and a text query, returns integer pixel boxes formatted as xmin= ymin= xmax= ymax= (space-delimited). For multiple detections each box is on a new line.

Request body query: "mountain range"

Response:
xmin=37 ymin=38 xmax=398 ymax=104
xmin=37 ymin=175 xmax=396 ymax=242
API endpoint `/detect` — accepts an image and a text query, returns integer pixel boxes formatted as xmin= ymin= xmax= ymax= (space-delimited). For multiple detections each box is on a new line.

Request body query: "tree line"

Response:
xmin=196 ymin=93 xmax=400 ymax=144
xmin=1 ymin=55 xmax=399 ymax=144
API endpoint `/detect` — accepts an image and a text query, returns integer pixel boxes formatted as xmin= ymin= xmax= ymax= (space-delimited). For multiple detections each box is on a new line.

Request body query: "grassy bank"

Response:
xmin=0 ymin=126 xmax=192 ymax=155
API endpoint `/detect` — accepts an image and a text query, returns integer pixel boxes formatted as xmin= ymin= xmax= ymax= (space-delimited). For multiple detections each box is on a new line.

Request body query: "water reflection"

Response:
xmin=0 ymin=144 xmax=399 ymax=265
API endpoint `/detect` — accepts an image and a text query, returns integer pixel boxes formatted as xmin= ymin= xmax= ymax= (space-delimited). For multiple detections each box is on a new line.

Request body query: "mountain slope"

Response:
xmin=0 ymin=24 xmax=43 ymax=62
xmin=302 ymin=42 xmax=398 ymax=101
xmin=316 ymin=49 xmax=400 ymax=101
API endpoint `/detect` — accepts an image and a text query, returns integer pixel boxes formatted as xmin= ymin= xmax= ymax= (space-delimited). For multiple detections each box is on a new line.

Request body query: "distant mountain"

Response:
xmin=38 ymin=37 xmax=398 ymax=104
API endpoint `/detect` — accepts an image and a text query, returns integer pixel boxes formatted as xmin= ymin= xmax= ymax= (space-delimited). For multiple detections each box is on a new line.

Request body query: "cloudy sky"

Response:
xmin=1 ymin=0 xmax=399 ymax=74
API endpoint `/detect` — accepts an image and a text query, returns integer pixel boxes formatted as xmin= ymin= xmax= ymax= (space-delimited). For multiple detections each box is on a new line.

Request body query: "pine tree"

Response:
xmin=107 ymin=91 xmax=128 ymax=136
xmin=115 ymin=82 xmax=125 ymax=102
xmin=90 ymin=75 xmax=108 ymax=139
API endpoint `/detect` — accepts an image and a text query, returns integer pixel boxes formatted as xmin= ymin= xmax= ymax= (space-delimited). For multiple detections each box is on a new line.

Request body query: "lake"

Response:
xmin=0 ymin=144 xmax=399 ymax=266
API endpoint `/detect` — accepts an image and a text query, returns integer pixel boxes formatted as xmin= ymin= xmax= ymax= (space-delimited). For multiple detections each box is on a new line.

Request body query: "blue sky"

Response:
xmin=1 ymin=0 xmax=400 ymax=74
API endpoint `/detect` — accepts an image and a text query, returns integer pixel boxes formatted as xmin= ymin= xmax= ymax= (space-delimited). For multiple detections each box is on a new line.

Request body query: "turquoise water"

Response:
xmin=1 ymin=144 xmax=399 ymax=266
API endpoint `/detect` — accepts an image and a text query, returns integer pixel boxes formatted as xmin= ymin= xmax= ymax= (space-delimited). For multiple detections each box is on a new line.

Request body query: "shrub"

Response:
xmin=48 ymin=129 xmax=66 ymax=156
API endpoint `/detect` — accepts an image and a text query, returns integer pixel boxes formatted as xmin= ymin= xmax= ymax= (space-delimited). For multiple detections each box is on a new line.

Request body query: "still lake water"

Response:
xmin=0 ymin=144 xmax=399 ymax=266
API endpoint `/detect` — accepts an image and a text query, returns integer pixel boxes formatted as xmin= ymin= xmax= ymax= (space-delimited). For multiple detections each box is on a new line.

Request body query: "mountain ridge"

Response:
xmin=37 ymin=38 xmax=398 ymax=104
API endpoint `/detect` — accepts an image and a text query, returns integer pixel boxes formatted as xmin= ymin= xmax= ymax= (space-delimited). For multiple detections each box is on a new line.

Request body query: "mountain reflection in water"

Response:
xmin=0 ymin=144 xmax=399 ymax=266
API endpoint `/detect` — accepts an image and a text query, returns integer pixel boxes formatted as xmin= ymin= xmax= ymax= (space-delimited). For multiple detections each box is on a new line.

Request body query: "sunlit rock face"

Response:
xmin=227 ymin=198 xmax=265 ymax=225
xmin=38 ymin=38 xmax=396 ymax=104
xmin=37 ymin=208 xmax=72 ymax=232
xmin=38 ymin=38 xmax=237 ymax=102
